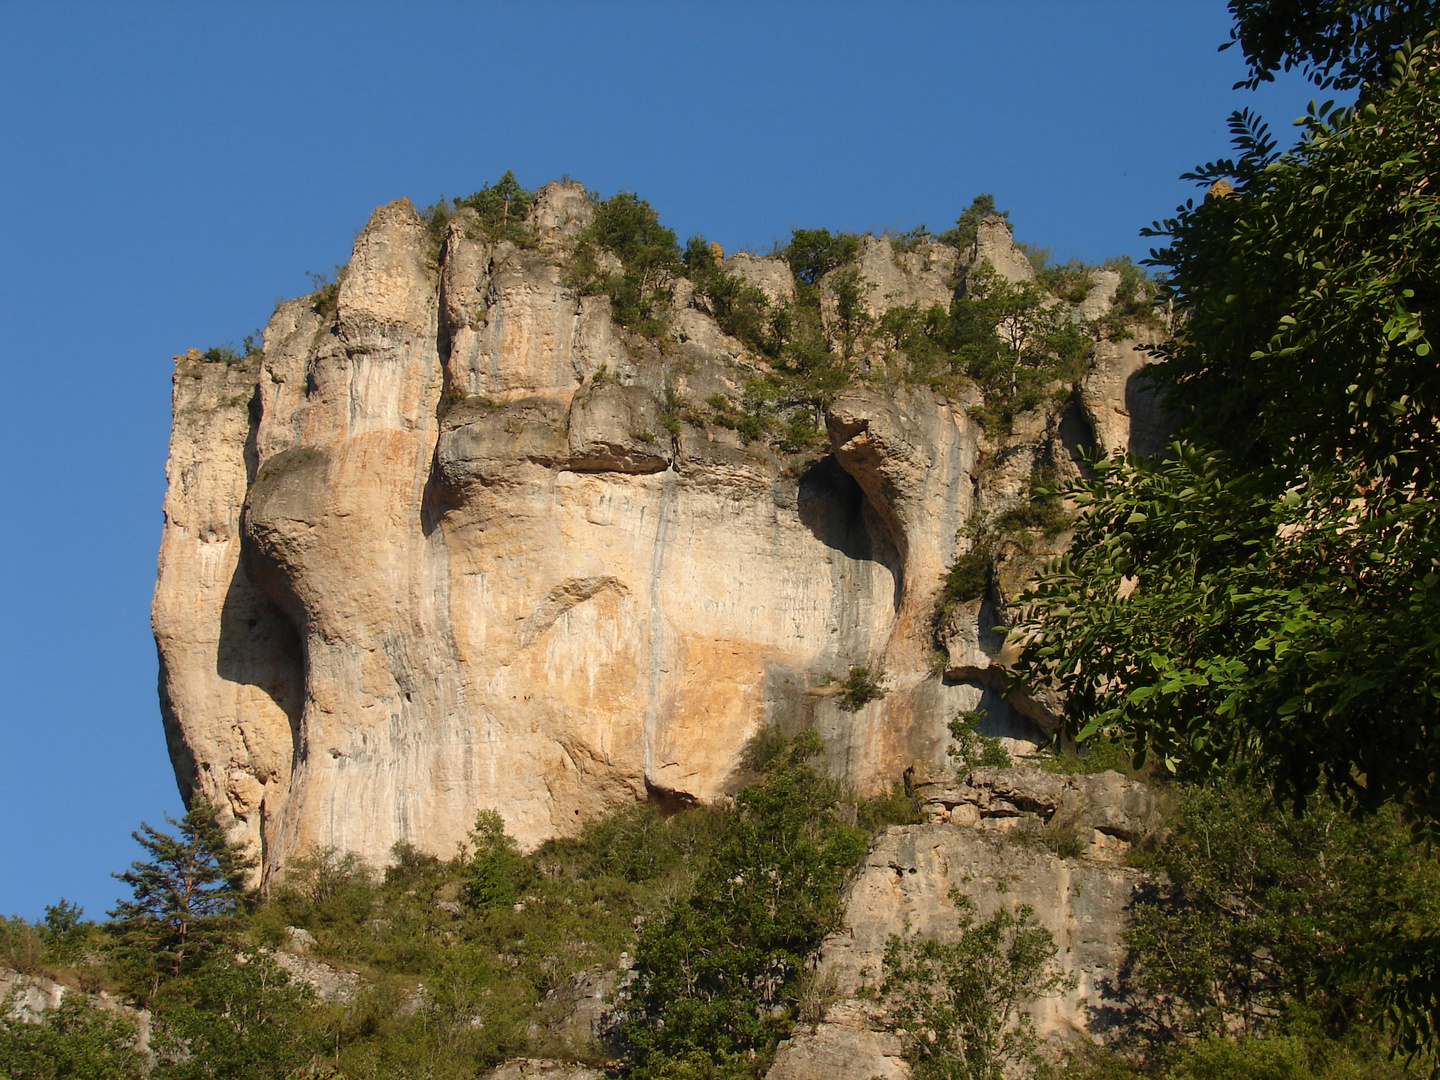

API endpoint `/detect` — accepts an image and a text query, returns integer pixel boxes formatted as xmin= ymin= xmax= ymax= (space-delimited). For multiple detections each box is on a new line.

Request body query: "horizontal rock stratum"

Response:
xmin=153 ymin=182 xmax=1164 ymax=880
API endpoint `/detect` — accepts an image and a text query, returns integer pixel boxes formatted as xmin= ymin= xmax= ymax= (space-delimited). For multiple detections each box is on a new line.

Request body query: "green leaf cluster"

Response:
xmin=622 ymin=732 xmax=868 ymax=1079
xmin=106 ymin=799 xmax=254 ymax=1002
xmin=148 ymin=953 xmax=317 ymax=1080
xmin=1123 ymin=785 xmax=1440 ymax=1045
xmin=879 ymin=891 xmax=1071 ymax=1080
xmin=947 ymin=710 xmax=1012 ymax=773
xmin=1018 ymin=35 xmax=1440 ymax=1057
xmin=462 ymin=808 xmax=530 ymax=910
xmin=454 ymin=169 xmax=536 ymax=244
xmin=1224 ymin=0 xmax=1440 ymax=90
xmin=1017 ymin=31 xmax=1440 ymax=833
xmin=0 ymin=995 xmax=147 ymax=1080
xmin=683 ymin=236 xmax=779 ymax=357
xmin=939 ymin=194 xmax=1008 ymax=253
xmin=567 ymin=190 xmax=682 ymax=337
xmin=837 ymin=665 xmax=887 ymax=712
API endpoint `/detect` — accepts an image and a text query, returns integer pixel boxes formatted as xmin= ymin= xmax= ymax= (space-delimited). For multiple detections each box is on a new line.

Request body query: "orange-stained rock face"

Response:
xmin=153 ymin=185 xmax=1162 ymax=880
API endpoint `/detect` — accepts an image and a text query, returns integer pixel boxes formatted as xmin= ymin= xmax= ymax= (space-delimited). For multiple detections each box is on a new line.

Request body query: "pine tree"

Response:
xmin=107 ymin=798 xmax=254 ymax=1000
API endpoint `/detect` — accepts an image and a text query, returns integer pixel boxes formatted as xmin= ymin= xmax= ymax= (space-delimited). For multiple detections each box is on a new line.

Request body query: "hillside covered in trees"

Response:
xmin=6 ymin=2 xmax=1440 ymax=1078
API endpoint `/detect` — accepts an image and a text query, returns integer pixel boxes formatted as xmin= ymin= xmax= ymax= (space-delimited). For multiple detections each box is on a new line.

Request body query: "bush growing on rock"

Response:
xmin=879 ymin=890 xmax=1071 ymax=1080
xmin=837 ymin=665 xmax=887 ymax=712
xmin=567 ymin=190 xmax=681 ymax=336
xmin=0 ymin=995 xmax=147 ymax=1080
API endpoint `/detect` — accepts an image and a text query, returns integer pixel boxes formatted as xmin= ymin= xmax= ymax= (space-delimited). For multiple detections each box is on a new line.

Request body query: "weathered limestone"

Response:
xmin=1081 ymin=328 xmax=1170 ymax=457
xmin=154 ymin=181 xmax=1164 ymax=880
xmin=726 ymin=251 xmax=795 ymax=308
xmin=153 ymin=349 xmax=303 ymax=862
xmin=484 ymin=1061 xmax=605 ymax=1080
xmin=1 ymin=966 xmax=151 ymax=1048
xmin=766 ymin=767 xmax=1158 ymax=1080
xmin=974 ymin=215 xmax=1036 ymax=285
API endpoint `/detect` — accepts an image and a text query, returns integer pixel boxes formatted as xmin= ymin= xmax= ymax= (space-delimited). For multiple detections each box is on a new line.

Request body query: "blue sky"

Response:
xmin=0 ymin=1 xmax=1331 ymax=920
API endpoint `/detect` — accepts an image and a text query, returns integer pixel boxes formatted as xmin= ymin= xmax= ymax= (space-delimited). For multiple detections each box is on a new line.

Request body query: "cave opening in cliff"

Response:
xmin=796 ymin=454 xmax=903 ymax=610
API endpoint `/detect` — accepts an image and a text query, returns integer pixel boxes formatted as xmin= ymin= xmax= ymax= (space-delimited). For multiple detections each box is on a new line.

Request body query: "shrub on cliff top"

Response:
xmin=456 ymin=169 xmax=535 ymax=244
xmin=683 ymin=234 xmax=779 ymax=358
xmin=939 ymin=193 xmax=1008 ymax=254
xmin=566 ymin=190 xmax=680 ymax=337
xmin=783 ymin=227 xmax=861 ymax=286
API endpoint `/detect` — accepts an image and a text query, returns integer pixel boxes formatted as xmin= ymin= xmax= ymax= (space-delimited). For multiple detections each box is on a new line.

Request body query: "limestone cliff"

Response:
xmin=153 ymin=182 xmax=1165 ymax=879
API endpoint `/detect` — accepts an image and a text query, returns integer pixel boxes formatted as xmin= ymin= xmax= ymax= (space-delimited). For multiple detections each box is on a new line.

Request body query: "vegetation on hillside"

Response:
xmin=7 ymin=757 xmax=1436 ymax=1079
xmin=1016 ymin=3 xmax=1440 ymax=1066
xmin=0 ymin=734 xmax=926 ymax=1080
xmin=18 ymin=8 xmax=1438 ymax=1079
xmin=559 ymin=185 xmax=1158 ymax=445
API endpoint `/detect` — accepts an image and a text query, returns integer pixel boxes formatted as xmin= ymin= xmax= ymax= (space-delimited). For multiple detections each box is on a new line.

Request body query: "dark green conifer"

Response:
xmin=107 ymin=798 xmax=254 ymax=1000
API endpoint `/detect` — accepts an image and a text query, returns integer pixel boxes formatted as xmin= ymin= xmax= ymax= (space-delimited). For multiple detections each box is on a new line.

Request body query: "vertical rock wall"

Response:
xmin=154 ymin=183 xmax=1162 ymax=879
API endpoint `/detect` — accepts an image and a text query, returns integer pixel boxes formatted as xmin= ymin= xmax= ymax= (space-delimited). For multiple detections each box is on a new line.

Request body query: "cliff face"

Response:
xmin=154 ymin=182 xmax=1163 ymax=878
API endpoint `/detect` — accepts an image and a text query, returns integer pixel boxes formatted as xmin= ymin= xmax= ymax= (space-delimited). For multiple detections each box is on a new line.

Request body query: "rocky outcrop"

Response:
xmin=267 ymin=945 xmax=363 ymax=1004
xmin=154 ymin=181 xmax=1167 ymax=879
xmin=1 ymin=966 xmax=151 ymax=1048
xmin=910 ymin=764 xmax=1162 ymax=862
xmin=1080 ymin=329 xmax=1171 ymax=458
xmin=484 ymin=1061 xmax=605 ymax=1080
xmin=530 ymin=960 xmax=627 ymax=1060
xmin=767 ymin=767 xmax=1158 ymax=1080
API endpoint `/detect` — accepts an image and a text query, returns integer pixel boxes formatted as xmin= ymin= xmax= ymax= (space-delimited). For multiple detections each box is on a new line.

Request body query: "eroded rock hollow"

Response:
xmin=153 ymin=182 xmax=1164 ymax=881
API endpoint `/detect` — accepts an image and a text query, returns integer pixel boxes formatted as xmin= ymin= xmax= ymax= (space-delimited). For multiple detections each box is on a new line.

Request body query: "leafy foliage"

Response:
xmin=39 ymin=900 xmax=88 ymax=966
xmin=837 ymin=665 xmax=887 ymax=712
xmin=1019 ymin=36 xmax=1440 ymax=831
xmin=1018 ymin=444 xmax=1440 ymax=829
xmin=0 ymin=995 xmax=147 ymax=1080
xmin=1018 ymin=27 xmax=1440 ymax=1062
xmin=948 ymin=710 xmax=1012 ymax=773
xmin=1123 ymin=784 xmax=1440 ymax=1044
xmin=1096 ymin=255 xmax=1166 ymax=341
xmin=949 ymin=261 xmax=1091 ymax=429
xmin=1223 ymin=0 xmax=1440 ymax=89
xmin=1019 ymin=243 xmax=1095 ymax=305
xmin=622 ymin=732 xmax=868 ymax=1079
xmin=306 ymin=266 xmax=342 ymax=317
xmin=683 ymin=235 xmax=778 ymax=357
xmin=1032 ymin=734 xmax=1137 ymax=776
xmin=455 ymin=169 xmax=536 ymax=244
xmin=879 ymin=891 xmax=1071 ymax=1080
xmin=462 ymin=809 xmax=530 ymax=910
xmin=0 ymin=916 xmax=44 ymax=976
xmin=940 ymin=194 xmax=1009 ymax=254
xmin=1060 ymin=1028 xmax=1418 ymax=1080
xmin=940 ymin=545 xmax=993 ymax=609
xmin=149 ymin=954 xmax=317 ymax=1080
xmin=567 ymin=190 xmax=681 ymax=336
xmin=783 ymin=228 xmax=861 ymax=286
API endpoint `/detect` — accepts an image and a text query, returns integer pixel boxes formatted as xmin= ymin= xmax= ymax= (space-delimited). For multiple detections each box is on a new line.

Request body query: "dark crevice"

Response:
xmin=796 ymin=455 xmax=876 ymax=560
xmin=644 ymin=779 xmax=698 ymax=816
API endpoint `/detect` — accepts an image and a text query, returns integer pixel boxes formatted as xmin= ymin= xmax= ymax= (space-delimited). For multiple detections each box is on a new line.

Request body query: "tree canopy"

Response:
xmin=107 ymin=799 xmax=254 ymax=999
xmin=1017 ymin=34 xmax=1440 ymax=832
xmin=1015 ymin=22 xmax=1440 ymax=1066
xmin=1224 ymin=0 xmax=1440 ymax=89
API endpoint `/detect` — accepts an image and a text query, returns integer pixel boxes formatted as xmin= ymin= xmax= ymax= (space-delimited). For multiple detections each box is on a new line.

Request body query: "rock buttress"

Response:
xmin=154 ymin=184 xmax=1164 ymax=879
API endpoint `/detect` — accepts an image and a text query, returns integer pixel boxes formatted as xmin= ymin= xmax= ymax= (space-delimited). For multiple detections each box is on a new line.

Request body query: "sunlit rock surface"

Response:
xmin=154 ymin=184 xmax=1162 ymax=880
